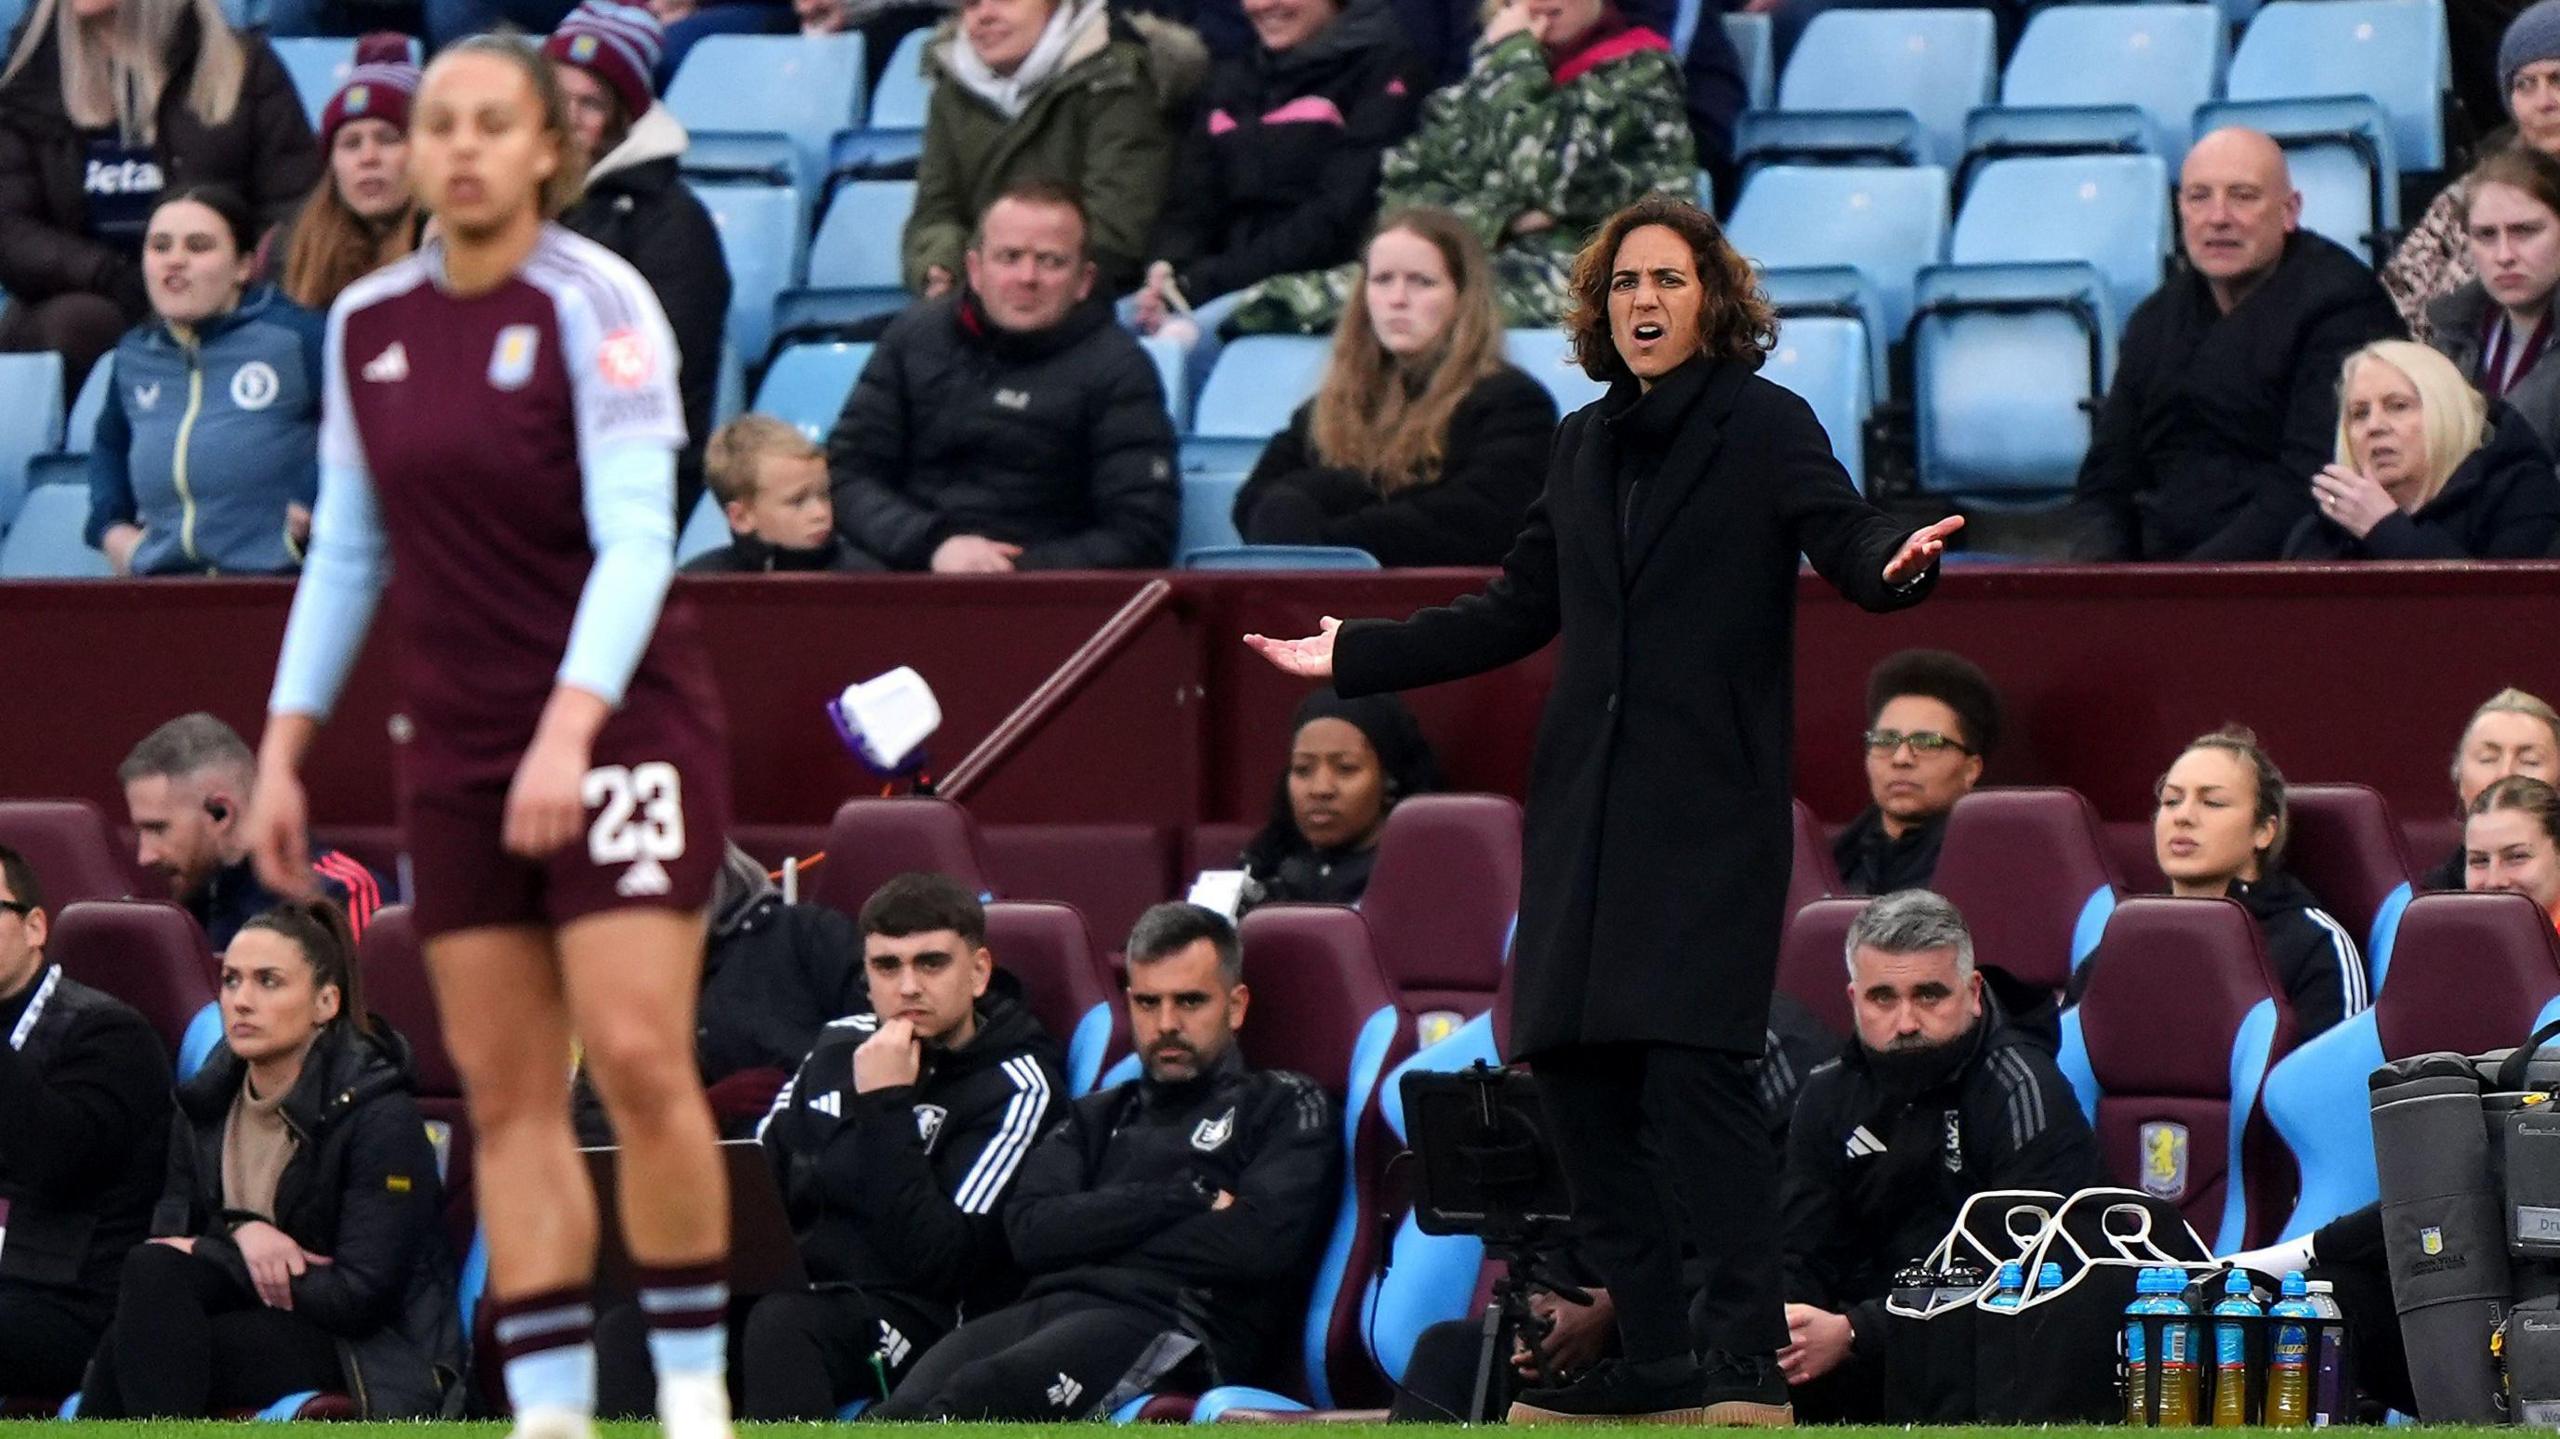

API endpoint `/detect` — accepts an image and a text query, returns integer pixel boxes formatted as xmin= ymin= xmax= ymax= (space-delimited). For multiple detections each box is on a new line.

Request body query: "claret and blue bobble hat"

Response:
xmin=542 ymin=0 xmax=668 ymax=123
xmin=318 ymin=32 xmax=421 ymax=144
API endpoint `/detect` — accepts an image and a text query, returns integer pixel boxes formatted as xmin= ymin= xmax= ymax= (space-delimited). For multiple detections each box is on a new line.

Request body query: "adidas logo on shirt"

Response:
xmin=362 ymin=342 xmax=410 ymax=383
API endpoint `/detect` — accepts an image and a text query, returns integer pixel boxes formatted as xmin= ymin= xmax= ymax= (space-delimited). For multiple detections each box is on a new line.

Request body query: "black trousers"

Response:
xmin=866 ymin=1293 xmax=1164 ymax=1421
xmin=82 ymin=1242 xmax=344 ymax=1417
xmin=2310 ymin=1204 xmax=2416 ymax=1417
xmin=0 ymin=1282 xmax=108 ymax=1396
xmin=593 ymin=1288 xmax=945 ymax=1420
xmin=1535 ymin=1043 xmax=1787 ymax=1364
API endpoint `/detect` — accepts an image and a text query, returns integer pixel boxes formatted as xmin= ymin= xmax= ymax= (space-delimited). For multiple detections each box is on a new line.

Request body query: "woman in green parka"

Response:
xmin=900 ymin=0 xmax=1201 ymax=298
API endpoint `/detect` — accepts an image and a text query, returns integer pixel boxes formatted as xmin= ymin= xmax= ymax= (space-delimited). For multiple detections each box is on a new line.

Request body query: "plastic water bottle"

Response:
xmin=2212 ymin=1269 xmax=2262 ymax=1426
xmin=2267 ymin=1271 xmax=2316 ymax=1427
xmin=1984 ymin=1259 xmax=2026 ymax=1311
xmin=2036 ymin=1260 xmax=2065 ymax=1294
xmin=2157 ymin=1269 xmax=2200 ymax=1427
xmin=2126 ymin=1267 xmax=2173 ymax=1425
xmin=2305 ymin=1279 xmax=2348 ymax=1426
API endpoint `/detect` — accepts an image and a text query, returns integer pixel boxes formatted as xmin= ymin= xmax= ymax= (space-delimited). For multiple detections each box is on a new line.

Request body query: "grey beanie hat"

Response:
xmin=2503 ymin=0 xmax=2560 ymax=103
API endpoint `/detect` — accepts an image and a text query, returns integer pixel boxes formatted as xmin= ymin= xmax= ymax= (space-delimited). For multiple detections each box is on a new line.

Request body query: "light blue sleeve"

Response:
xmin=268 ymin=456 xmax=388 ymax=718
xmin=556 ymin=438 xmax=678 ymax=706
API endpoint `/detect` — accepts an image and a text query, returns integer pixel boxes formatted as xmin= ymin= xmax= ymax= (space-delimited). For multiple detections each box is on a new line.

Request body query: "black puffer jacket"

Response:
xmin=0 ymin=9 xmax=317 ymax=316
xmin=828 ymin=288 xmax=1178 ymax=569
xmin=1148 ymin=0 xmax=1422 ymax=304
xmin=2281 ymin=403 xmax=2560 ymax=559
xmin=156 ymin=1024 xmax=462 ymax=1419
xmin=558 ymin=104 xmax=731 ymax=525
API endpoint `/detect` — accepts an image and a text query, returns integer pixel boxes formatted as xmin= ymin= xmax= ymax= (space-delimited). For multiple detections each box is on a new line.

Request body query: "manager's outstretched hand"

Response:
xmin=1244 ymin=616 xmax=1341 ymax=678
xmin=1884 ymin=516 xmax=1966 ymax=585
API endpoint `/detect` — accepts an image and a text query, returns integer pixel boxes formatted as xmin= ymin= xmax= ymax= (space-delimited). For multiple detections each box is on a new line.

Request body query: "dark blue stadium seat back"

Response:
xmin=2375 ymin=890 xmax=2560 ymax=1060
xmin=1775 ymin=897 xmax=1862 ymax=1042
xmin=1359 ymin=794 xmax=1522 ymax=1022
xmin=1996 ymin=4 xmax=2227 ymax=160
xmin=0 ymin=798 xmax=138 ymax=907
xmin=2283 ymin=783 xmax=2416 ymax=995
xmin=983 ymin=900 xmax=1115 ymax=1096
xmin=1931 ymin=787 xmax=2123 ymax=992
xmin=2077 ymin=896 xmax=2299 ymax=1250
xmin=810 ymin=797 xmax=994 ymax=918
xmin=48 ymin=899 xmax=215 ymax=1058
xmin=1769 ymin=8 xmax=1997 ymax=166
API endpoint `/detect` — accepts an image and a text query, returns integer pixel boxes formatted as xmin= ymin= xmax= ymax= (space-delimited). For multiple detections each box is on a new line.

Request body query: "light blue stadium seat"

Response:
xmin=1913 ymin=154 xmax=2169 ymax=502
xmin=1181 ymin=544 xmax=1381 ymax=570
xmin=669 ymin=33 xmax=867 ymax=208
xmin=754 ymin=341 xmax=875 ymax=440
xmin=830 ymin=26 xmax=935 ymax=180
xmin=1142 ymin=333 xmax=1190 ymax=429
xmin=699 ymin=182 xmax=808 ymax=366
xmin=2195 ymin=95 xmax=2398 ymax=264
xmin=677 ymin=490 xmax=730 ymax=564
xmin=1179 ymin=474 xmax=1247 ymax=556
xmin=771 ymin=180 xmax=917 ymax=346
xmin=270 ymin=37 xmax=366 ymax=126
xmin=1763 ymin=316 xmax=1872 ymax=491
xmin=2258 ymin=1008 xmax=2383 ymax=1240
xmin=1503 ymin=328 xmax=1606 ymax=414
xmin=1965 ymin=4 xmax=2226 ymax=172
xmin=713 ymin=341 xmax=745 ymax=430
xmin=1183 ymin=335 xmax=1331 ymax=476
xmin=0 ymin=350 xmax=68 ymax=534
xmin=1726 ymin=11 xmax=1775 ymax=111
xmin=2227 ymin=0 xmax=2446 ymax=172
xmin=1736 ymin=9 xmax=1995 ymax=169
xmin=1 ymin=447 xmax=80 ymax=538
xmin=66 ymin=354 xmax=114 ymax=455
xmin=1727 ymin=164 xmax=1950 ymax=396
xmin=0 ymin=483 xmax=109 ymax=578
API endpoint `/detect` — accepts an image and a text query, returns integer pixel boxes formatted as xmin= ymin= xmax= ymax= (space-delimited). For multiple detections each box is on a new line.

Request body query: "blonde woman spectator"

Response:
xmin=2422 ymin=688 xmax=2560 ymax=888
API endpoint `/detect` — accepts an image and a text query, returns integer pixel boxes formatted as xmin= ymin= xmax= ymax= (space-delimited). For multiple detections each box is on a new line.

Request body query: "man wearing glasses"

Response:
xmin=1830 ymin=651 xmax=2005 ymax=896
xmin=0 ymin=845 xmax=174 ymax=1399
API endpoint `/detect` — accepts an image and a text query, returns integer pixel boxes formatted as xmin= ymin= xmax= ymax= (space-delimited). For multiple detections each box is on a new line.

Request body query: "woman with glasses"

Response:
xmin=1829 ymin=649 xmax=2002 ymax=896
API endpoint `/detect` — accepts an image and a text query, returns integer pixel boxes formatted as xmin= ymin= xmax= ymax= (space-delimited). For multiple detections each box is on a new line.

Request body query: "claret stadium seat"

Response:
xmin=1358 ymin=794 xmax=1521 ymax=1039
xmin=1932 ymin=787 xmax=2124 ymax=992
xmin=1776 ymin=896 xmax=1864 ymax=1041
xmin=0 ymin=798 xmax=137 ymax=907
xmin=2284 ymin=783 xmax=2417 ymax=993
xmin=47 ymin=899 xmax=218 ymax=1074
xmin=809 ymin=796 xmax=994 ymax=918
xmin=984 ymin=900 xmax=1118 ymax=1097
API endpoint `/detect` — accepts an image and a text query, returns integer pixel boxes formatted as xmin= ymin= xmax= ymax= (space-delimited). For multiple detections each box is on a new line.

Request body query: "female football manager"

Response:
xmin=1248 ymin=194 xmax=1958 ymax=1427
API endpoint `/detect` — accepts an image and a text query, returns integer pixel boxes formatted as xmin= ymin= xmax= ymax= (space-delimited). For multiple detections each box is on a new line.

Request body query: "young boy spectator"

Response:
xmin=682 ymin=415 xmax=883 ymax=573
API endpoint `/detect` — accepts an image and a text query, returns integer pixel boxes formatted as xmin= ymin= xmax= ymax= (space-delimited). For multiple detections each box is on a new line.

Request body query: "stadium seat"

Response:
xmin=1787 ymin=796 xmax=1841 ymax=915
xmin=1762 ymin=317 xmax=1874 ymax=491
xmin=2073 ymin=896 xmax=2299 ymax=1251
xmin=1143 ymin=333 xmax=1191 ymax=429
xmin=699 ymin=182 xmax=809 ymax=369
xmin=754 ymin=341 xmax=874 ymax=441
xmin=48 ymin=899 xmax=218 ymax=1070
xmin=1726 ymin=10 xmax=1775 ymax=111
xmin=1180 ymin=474 xmax=1249 ymax=556
xmin=808 ymin=796 xmax=994 ymax=918
xmin=1181 ymin=545 xmax=1381 ymax=570
xmin=829 ymin=25 xmax=935 ymax=180
xmin=1966 ymin=4 xmax=2226 ymax=171
xmin=668 ymin=32 xmax=868 ymax=205
xmin=771 ymin=180 xmax=917 ymax=344
xmin=270 ymin=36 xmax=420 ymax=125
xmin=1913 ymin=154 xmax=2170 ymax=502
xmin=1776 ymin=895 xmax=1864 ymax=1040
xmin=0 ymin=798 xmax=137 ymax=907
xmin=63 ymin=353 xmax=112 ymax=455
xmin=2260 ymin=890 xmax=2560 ymax=1238
xmin=0 ymin=349 xmax=65 ymax=487
xmin=1184 ymin=336 xmax=1332 ymax=477
xmin=359 ymin=905 xmax=475 ymax=1245
xmin=1726 ymin=164 xmax=1950 ymax=398
xmin=676 ymin=491 xmax=730 ymax=565
xmin=979 ymin=822 xmax=1173 ymax=969
xmin=984 ymin=900 xmax=1117 ymax=1097
xmin=2193 ymin=96 xmax=2397 ymax=263
xmin=1359 ymin=794 xmax=1522 ymax=1037
xmin=2284 ymin=783 xmax=2416 ymax=994
xmin=1736 ymin=9 xmax=1996 ymax=170
xmin=1931 ymin=787 xmax=2124 ymax=992
xmin=0 ymin=481 xmax=108 ymax=579
xmin=1502 ymin=328 xmax=1606 ymax=413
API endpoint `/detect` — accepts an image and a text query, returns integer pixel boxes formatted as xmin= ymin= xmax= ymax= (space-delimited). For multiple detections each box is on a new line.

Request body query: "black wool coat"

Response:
xmin=1334 ymin=356 xmax=1933 ymax=1058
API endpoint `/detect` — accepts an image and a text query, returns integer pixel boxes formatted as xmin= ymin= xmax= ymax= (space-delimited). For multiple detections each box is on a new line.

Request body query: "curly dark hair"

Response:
xmin=1563 ymin=195 xmax=1777 ymax=385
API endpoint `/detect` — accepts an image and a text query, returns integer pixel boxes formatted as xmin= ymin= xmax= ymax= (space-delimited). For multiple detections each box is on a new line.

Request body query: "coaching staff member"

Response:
xmin=1249 ymin=195 xmax=1957 ymax=1425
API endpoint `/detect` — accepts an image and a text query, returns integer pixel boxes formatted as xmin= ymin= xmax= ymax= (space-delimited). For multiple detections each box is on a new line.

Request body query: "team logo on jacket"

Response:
xmin=1191 ymin=1106 xmax=1237 ymax=1152
xmin=599 ymin=328 xmax=655 ymax=389
xmin=913 ymin=1103 xmax=948 ymax=1150
xmin=490 ymin=325 xmax=541 ymax=390
xmin=2140 ymin=1120 xmax=2190 ymax=1200
xmin=231 ymin=361 xmax=279 ymax=411
xmin=2421 ymin=1226 xmax=2445 ymax=1256
xmin=132 ymin=382 xmax=159 ymax=412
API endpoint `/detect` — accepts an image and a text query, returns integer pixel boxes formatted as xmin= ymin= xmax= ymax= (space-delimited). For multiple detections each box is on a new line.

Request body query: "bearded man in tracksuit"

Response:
xmin=870 ymin=902 xmax=1340 ymax=1421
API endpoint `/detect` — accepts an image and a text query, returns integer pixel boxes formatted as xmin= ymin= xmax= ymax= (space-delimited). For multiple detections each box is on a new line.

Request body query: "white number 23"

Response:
xmin=583 ymin=762 xmax=687 ymax=865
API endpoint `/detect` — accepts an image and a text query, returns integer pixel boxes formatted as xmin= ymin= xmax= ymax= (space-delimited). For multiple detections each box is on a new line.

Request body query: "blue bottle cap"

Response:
xmin=2225 ymin=1269 xmax=2253 ymax=1294
xmin=2281 ymin=1271 xmax=2309 ymax=1296
xmin=1996 ymin=1260 xmax=2023 ymax=1285
xmin=2037 ymin=1262 xmax=2064 ymax=1287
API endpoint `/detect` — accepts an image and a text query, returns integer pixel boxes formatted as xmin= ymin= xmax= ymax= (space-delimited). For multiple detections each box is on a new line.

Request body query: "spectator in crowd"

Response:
xmin=0 ymin=0 xmax=318 ymax=395
xmin=2423 ymin=687 xmax=2560 ymax=888
xmin=871 ymin=903 xmax=1338 ymax=1419
xmin=2424 ymin=148 xmax=2560 ymax=445
xmin=117 ymin=713 xmax=382 ymax=950
xmin=2072 ymin=726 xmax=2367 ymax=1038
xmin=86 ymin=187 xmax=322 ymax=577
xmin=2464 ymin=774 xmax=2560 ymax=925
xmin=1621 ymin=0 xmax=1740 ymax=205
xmin=598 ymin=873 xmax=1063 ymax=1419
xmin=1232 ymin=208 xmax=1559 ymax=563
xmin=829 ymin=181 xmax=1179 ymax=571
xmin=1225 ymin=0 xmax=1697 ymax=334
xmin=547 ymin=1 xmax=731 ymax=524
xmin=1131 ymin=0 xmax=1423 ymax=352
xmin=2384 ymin=0 xmax=2560 ymax=340
xmin=682 ymin=414 xmax=884 ymax=573
xmin=1778 ymin=891 xmax=2101 ymax=1421
xmin=2071 ymin=128 xmax=2405 ymax=561
xmin=2283 ymin=340 xmax=2560 ymax=559
xmin=1830 ymin=650 xmax=2002 ymax=897
xmin=0 ymin=845 xmax=173 ymax=1399
xmin=901 ymin=0 xmax=1196 ymax=300
xmin=80 ymin=901 xmax=462 ymax=1419
xmin=277 ymin=36 xmax=421 ymax=314
xmin=1238 ymin=687 xmax=1442 ymax=910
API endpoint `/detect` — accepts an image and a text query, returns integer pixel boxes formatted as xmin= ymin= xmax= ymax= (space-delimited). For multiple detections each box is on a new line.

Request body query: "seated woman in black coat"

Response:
xmin=1233 ymin=206 xmax=1558 ymax=565
xmin=1238 ymin=687 xmax=1441 ymax=910
xmin=82 ymin=901 xmax=460 ymax=1420
xmin=2284 ymin=339 xmax=2560 ymax=559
